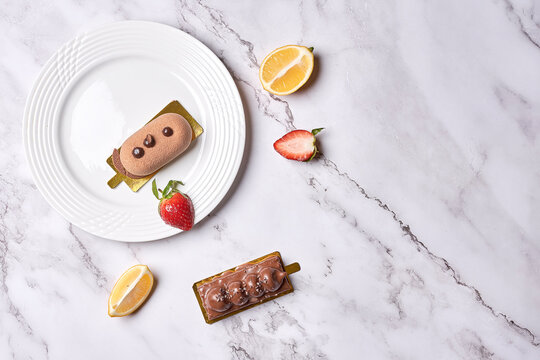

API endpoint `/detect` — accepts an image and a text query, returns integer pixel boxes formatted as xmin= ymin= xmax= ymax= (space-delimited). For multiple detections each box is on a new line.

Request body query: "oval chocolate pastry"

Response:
xmin=112 ymin=113 xmax=193 ymax=179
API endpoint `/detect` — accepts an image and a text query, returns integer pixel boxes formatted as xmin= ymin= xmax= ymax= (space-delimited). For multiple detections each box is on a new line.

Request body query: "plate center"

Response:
xmin=56 ymin=56 xmax=205 ymax=206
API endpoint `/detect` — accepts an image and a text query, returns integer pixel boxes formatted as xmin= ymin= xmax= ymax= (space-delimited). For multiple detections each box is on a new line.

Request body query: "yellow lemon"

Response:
xmin=108 ymin=265 xmax=154 ymax=317
xmin=259 ymin=45 xmax=314 ymax=95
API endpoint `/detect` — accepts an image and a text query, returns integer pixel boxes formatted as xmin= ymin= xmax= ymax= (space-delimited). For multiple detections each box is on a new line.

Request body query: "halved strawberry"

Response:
xmin=273 ymin=128 xmax=324 ymax=161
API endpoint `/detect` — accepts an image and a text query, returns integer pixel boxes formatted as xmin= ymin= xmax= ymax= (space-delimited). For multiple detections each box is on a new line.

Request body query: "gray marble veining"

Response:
xmin=1 ymin=0 xmax=539 ymax=358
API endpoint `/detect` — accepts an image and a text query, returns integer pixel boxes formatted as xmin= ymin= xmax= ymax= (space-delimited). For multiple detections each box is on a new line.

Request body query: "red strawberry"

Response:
xmin=152 ymin=180 xmax=194 ymax=231
xmin=273 ymin=128 xmax=324 ymax=161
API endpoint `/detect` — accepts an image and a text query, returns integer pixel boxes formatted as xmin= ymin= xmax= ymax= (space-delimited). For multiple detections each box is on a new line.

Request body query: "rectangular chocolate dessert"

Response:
xmin=193 ymin=252 xmax=299 ymax=324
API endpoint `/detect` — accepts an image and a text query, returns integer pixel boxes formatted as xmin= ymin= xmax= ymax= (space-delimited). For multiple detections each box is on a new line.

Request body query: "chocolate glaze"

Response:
xmin=197 ymin=256 xmax=291 ymax=321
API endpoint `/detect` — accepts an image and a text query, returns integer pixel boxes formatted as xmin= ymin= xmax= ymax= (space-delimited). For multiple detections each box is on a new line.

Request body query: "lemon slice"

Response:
xmin=259 ymin=45 xmax=314 ymax=95
xmin=108 ymin=265 xmax=154 ymax=317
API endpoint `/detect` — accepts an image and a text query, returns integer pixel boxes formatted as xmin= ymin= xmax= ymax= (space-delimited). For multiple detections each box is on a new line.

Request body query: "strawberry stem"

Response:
xmin=152 ymin=179 xmax=160 ymax=200
xmin=311 ymin=128 xmax=324 ymax=136
xmin=308 ymin=145 xmax=318 ymax=161
xmin=153 ymin=180 xmax=186 ymax=200
xmin=162 ymin=180 xmax=174 ymax=197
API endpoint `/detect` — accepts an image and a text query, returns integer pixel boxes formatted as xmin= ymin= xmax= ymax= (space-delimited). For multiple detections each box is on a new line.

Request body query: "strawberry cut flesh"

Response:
xmin=273 ymin=130 xmax=316 ymax=161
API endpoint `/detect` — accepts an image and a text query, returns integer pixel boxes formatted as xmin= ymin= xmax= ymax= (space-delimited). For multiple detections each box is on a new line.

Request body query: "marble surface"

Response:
xmin=1 ymin=0 xmax=540 ymax=358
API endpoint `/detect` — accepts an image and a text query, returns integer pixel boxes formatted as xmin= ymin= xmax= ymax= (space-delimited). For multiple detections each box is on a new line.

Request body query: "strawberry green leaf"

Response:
xmin=152 ymin=179 xmax=160 ymax=200
xmin=308 ymin=46 xmax=314 ymax=52
xmin=162 ymin=180 xmax=174 ymax=197
xmin=170 ymin=180 xmax=185 ymax=193
xmin=311 ymin=128 xmax=324 ymax=136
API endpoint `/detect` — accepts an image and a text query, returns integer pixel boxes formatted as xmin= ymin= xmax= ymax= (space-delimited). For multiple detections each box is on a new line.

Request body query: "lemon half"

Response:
xmin=259 ymin=45 xmax=314 ymax=95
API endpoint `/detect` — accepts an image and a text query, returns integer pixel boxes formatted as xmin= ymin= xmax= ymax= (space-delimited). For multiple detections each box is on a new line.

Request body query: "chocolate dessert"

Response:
xmin=193 ymin=252 xmax=300 ymax=324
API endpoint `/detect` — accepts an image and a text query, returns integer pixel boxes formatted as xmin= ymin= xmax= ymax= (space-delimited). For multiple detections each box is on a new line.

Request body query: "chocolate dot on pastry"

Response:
xmin=132 ymin=147 xmax=144 ymax=158
xmin=162 ymin=127 xmax=173 ymax=137
xmin=143 ymin=134 xmax=155 ymax=148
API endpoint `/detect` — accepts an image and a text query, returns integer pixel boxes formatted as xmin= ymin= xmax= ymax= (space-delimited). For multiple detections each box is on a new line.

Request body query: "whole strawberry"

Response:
xmin=152 ymin=179 xmax=194 ymax=231
xmin=273 ymin=128 xmax=324 ymax=161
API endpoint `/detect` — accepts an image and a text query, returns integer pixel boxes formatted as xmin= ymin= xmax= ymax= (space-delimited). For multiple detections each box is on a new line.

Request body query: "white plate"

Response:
xmin=23 ymin=21 xmax=245 ymax=241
